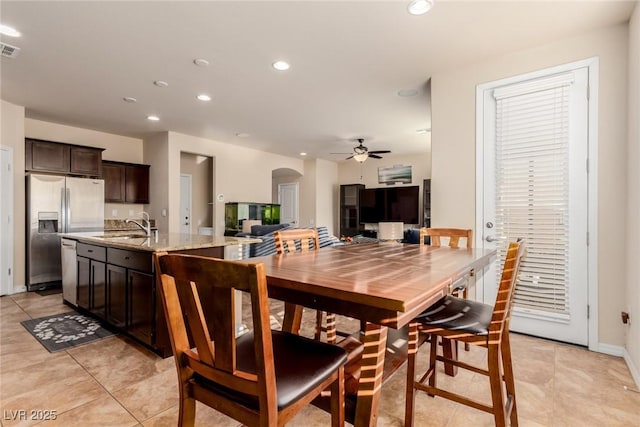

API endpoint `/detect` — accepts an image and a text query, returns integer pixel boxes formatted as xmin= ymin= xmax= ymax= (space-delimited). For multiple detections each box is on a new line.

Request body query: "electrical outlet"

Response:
xmin=621 ymin=311 xmax=630 ymax=324
xmin=111 ymin=209 xmax=118 ymax=217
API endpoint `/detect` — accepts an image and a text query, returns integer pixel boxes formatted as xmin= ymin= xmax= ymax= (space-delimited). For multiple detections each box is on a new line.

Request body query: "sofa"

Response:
xmin=237 ymin=224 xmax=341 ymax=258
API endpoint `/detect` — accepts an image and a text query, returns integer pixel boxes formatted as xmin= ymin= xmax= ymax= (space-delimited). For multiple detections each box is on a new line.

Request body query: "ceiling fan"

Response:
xmin=333 ymin=138 xmax=391 ymax=162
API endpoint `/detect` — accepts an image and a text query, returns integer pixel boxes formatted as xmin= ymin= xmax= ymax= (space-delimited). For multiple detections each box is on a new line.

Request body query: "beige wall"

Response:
xmin=431 ymin=24 xmax=629 ymax=347
xmin=163 ymin=131 xmax=304 ymax=235
xmin=338 ymin=152 xmax=431 ymax=228
xmin=1 ymin=101 xmax=26 ymax=292
xmin=298 ymin=159 xmax=317 ymax=229
xmin=626 ymin=3 xmax=640 ymax=385
xmin=143 ymin=133 xmax=170 ymax=233
xmin=314 ymin=159 xmax=339 ymax=236
xmin=180 ymin=152 xmax=213 ymax=230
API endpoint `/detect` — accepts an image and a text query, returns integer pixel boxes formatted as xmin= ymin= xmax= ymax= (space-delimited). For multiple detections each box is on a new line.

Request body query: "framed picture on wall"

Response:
xmin=378 ymin=165 xmax=412 ymax=184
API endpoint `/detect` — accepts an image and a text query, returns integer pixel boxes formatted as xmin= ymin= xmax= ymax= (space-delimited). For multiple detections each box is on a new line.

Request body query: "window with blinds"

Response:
xmin=493 ymin=73 xmax=574 ymax=321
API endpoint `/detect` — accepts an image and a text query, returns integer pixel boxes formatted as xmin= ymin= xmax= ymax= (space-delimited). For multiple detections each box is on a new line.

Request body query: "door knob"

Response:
xmin=485 ymin=236 xmax=496 ymax=242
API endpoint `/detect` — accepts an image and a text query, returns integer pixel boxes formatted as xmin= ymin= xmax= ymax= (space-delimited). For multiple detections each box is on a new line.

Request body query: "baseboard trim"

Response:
xmin=595 ymin=342 xmax=625 ymax=357
xmin=10 ymin=285 xmax=26 ymax=295
xmin=623 ymin=348 xmax=640 ymax=389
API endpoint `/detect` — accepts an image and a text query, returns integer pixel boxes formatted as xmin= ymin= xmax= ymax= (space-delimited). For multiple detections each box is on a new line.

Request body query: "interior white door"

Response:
xmin=477 ymin=64 xmax=592 ymax=346
xmin=278 ymin=183 xmax=299 ymax=226
xmin=0 ymin=146 xmax=13 ymax=295
xmin=180 ymin=174 xmax=192 ymax=235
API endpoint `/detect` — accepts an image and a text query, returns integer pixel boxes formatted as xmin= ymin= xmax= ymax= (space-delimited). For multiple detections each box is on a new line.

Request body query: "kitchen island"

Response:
xmin=59 ymin=231 xmax=261 ymax=356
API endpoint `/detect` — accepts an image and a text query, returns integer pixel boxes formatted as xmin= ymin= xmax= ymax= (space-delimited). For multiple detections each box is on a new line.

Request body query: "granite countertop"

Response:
xmin=59 ymin=231 xmax=261 ymax=252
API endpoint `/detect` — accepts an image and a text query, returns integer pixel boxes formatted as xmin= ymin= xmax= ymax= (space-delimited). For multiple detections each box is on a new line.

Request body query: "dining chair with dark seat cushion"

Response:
xmin=419 ymin=227 xmax=474 ymax=350
xmin=274 ymin=228 xmax=364 ymax=398
xmin=155 ymin=252 xmax=347 ymax=427
xmin=405 ymin=240 xmax=526 ymax=427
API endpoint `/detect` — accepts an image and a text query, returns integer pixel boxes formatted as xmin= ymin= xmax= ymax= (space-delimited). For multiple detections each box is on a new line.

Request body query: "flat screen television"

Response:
xmin=359 ymin=185 xmax=419 ymax=225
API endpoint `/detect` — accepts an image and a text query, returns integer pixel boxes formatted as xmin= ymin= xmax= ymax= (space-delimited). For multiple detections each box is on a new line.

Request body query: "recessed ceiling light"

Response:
xmin=197 ymin=94 xmax=212 ymax=102
xmin=235 ymin=132 xmax=250 ymax=138
xmin=193 ymin=58 xmax=210 ymax=67
xmin=0 ymin=24 xmax=21 ymax=37
xmin=407 ymin=0 xmax=434 ymax=16
xmin=153 ymin=80 xmax=169 ymax=87
xmin=398 ymin=89 xmax=419 ymax=97
xmin=272 ymin=60 xmax=290 ymax=71
xmin=300 ymin=152 xmax=307 ymax=156
xmin=147 ymin=115 xmax=160 ymax=121
xmin=123 ymin=97 xmax=137 ymax=103
xmin=416 ymin=128 xmax=431 ymax=134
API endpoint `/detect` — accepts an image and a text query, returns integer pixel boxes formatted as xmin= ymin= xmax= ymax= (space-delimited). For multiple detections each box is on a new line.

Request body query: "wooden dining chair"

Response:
xmin=404 ymin=240 xmax=526 ymax=427
xmin=420 ymin=228 xmax=474 ymax=351
xmin=274 ymin=229 xmax=339 ymax=342
xmin=155 ymin=252 xmax=347 ymax=427
xmin=273 ymin=228 xmax=364 ymax=397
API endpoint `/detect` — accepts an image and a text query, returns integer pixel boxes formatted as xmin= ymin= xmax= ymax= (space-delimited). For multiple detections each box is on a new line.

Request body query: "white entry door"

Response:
xmin=0 ymin=146 xmax=13 ymax=295
xmin=278 ymin=183 xmax=298 ymax=227
xmin=180 ymin=174 xmax=192 ymax=235
xmin=476 ymin=60 xmax=597 ymax=346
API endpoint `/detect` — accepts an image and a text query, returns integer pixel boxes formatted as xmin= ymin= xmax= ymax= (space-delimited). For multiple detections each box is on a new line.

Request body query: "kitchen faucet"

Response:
xmin=125 ymin=211 xmax=151 ymax=237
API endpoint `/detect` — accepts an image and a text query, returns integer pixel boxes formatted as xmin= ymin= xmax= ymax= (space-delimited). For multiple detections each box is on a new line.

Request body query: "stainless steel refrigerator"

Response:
xmin=27 ymin=174 xmax=104 ymax=290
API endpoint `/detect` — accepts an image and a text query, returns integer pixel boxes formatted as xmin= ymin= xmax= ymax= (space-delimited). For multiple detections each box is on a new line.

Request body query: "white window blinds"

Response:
xmin=493 ymin=73 xmax=574 ymax=320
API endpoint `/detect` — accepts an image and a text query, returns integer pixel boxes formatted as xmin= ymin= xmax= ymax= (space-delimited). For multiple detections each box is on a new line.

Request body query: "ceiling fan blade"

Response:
xmin=345 ymin=155 xmax=354 ymax=160
xmin=368 ymin=150 xmax=391 ymax=154
xmin=368 ymin=154 xmax=383 ymax=159
xmin=330 ymin=152 xmax=353 ymax=155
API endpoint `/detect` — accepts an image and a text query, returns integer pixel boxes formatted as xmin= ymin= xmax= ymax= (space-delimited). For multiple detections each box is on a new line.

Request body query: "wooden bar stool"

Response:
xmin=419 ymin=227 xmax=473 ymax=351
xmin=405 ymin=240 xmax=526 ymax=427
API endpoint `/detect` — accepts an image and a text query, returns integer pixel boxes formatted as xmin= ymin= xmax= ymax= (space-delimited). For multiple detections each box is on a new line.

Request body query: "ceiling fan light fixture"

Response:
xmin=408 ymin=0 xmax=434 ymax=16
xmin=353 ymin=152 xmax=368 ymax=163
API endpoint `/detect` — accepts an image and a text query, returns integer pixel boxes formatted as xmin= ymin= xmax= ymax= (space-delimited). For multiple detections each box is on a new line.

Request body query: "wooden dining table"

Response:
xmin=246 ymin=241 xmax=496 ymax=427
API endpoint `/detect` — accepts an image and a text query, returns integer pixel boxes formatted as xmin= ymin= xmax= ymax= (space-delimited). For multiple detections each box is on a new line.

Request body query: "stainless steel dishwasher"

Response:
xmin=61 ymin=238 xmax=77 ymax=305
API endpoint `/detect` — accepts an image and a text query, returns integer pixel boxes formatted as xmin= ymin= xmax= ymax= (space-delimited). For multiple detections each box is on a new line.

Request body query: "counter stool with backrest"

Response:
xmin=419 ymin=227 xmax=474 ymax=350
xmin=274 ymin=229 xmax=341 ymax=343
xmin=405 ymin=240 xmax=526 ymax=427
xmin=273 ymin=228 xmax=364 ymax=397
xmin=155 ymin=252 xmax=348 ymax=427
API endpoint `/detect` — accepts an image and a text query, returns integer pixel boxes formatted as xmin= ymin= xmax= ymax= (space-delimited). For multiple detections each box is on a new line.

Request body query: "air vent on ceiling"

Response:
xmin=0 ymin=42 xmax=21 ymax=58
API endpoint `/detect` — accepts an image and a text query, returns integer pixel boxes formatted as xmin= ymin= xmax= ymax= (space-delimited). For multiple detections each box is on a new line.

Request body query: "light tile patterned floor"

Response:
xmin=1 ymin=292 xmax=639 ymax=426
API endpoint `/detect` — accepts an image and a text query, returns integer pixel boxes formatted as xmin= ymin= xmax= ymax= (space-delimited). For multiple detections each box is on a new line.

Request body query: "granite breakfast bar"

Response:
xmin=58 ymin=231 xmax=261 ymax=356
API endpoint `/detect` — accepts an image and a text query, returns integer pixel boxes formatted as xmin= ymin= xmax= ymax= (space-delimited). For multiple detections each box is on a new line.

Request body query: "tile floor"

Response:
xmin=1 ymin=291 xmax=639 ymax=427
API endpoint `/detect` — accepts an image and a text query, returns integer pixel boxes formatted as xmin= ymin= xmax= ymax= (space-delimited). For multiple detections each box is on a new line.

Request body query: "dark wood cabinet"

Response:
xmin=106 ymin=264 xmax=127 ymax=328
xmin=69 ymin=240 xmax=226 ymax=357
xmin=77 ymin=256 xmax=91 ymax=310
xmin=339 ymin=184 xmax=365 ymax=237
xmin=92 ymin=261 xmax=106 ymax=320
xmin=103 ymin=162 xmax=126 ymax=202
xmin=106 ymin=248 xmax=154 ymax=344
xmin=76 ymin=243 xmax=106 ymax=319
xmin=27 ymin=139 xmax=70 ymax=173
xmin=125 ymin=164 xmax=150 ymax=204
xmin=103 ymin=161 xmax=150 ymax=204
xmin=25 ymin=138 xmax=103 ymax=176
xmin=70 ymin=146 xmax=102 ymax=176
xmin=128 ymin=270 xmax=155 ymax=345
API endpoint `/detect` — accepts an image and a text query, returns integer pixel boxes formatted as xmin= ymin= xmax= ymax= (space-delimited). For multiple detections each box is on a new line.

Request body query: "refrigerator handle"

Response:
xmin=61 ymin=187 xmax=67 ymax=233
xmin=65 ymin=188 xmax=71 ymax=233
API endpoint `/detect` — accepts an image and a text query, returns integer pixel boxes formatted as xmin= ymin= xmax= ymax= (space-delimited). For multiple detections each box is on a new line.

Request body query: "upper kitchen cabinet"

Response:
xmin=25 ymin=138 xmax=104 ymax=177
xmin=103 ymin=160 xmax=150 ymax=204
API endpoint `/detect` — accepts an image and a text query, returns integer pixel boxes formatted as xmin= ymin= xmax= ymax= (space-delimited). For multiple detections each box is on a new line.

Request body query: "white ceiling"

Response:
xmin=0 ymin=1 xmax=635 ymax=161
